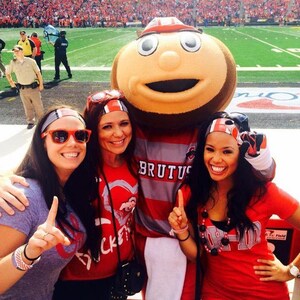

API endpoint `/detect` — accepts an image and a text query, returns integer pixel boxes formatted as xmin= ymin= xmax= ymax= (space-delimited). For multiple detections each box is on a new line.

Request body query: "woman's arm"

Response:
xmin=0 ymin=197 xmax=70 ymax=294
xmin=286 ymin=205 xmax=300 ymax=230
xmin=168 ymin=189 xmax=198 ymax=262
xmin=254 ymin=205 xmax=300 ymax=282
xmin=0 ymin=175 xmax=29 ymax=215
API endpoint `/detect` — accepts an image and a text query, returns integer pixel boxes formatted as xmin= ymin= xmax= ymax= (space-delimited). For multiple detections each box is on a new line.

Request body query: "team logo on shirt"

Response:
xmin=186 ymin=146 xmax=196 ymax=160
xmin=102 ymin=179 xmax=138 ymax=226
xmin=139 ymin=160 xmax=192 ymax=182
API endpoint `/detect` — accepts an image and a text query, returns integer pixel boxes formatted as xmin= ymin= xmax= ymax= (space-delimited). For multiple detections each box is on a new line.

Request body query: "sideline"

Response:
xmin=39 ymin=65 xmax=300 ymax=71
xmin=0 ymin=125 xmax=33 ymax=174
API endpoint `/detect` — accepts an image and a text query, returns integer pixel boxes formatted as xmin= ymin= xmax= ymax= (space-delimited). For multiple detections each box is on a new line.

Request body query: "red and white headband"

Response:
xmin=102 ymin=99 xmax=128 ymax=115
xmin=206 ymin=118 xmax=242 ymax=145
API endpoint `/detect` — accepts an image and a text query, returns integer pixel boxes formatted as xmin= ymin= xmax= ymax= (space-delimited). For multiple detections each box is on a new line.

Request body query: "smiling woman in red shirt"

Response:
xmin=169 ymin=111 xmax=300 ymax=300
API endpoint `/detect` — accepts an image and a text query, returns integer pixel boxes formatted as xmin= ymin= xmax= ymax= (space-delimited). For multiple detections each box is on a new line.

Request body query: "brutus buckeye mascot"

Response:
xmin=111 ymin=17 xmax=275 ymax=299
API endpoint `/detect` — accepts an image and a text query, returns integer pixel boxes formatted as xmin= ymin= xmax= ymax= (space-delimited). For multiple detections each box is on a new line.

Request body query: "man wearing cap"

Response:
xmin=52 ymin=30 xmax=72 ymax=80
xmin=17 ymin=30 xmax=37 ymax=58
xmin=6 ymin=45 xmax=44 ymax=130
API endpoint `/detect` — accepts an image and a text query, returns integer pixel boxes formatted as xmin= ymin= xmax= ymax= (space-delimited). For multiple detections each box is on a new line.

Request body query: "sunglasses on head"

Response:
xmin=41 ymin=129 xmax=91 ymax=144
xmin=86 ymin=90 xmax=123 ymax=110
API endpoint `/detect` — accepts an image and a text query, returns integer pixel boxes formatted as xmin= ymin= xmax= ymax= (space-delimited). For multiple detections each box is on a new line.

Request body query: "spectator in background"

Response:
xmin=0 ymin=38 xmax=5 ymax=78
xmin=30 ymin=32 xmax=43 ymax=73
xmin=17 ymin=30 xmax=37 ymax=58
xmin=52 ymin=30 xmax=72 ymax=80
xmin=6 ymin=45 xmax=44 ymax=130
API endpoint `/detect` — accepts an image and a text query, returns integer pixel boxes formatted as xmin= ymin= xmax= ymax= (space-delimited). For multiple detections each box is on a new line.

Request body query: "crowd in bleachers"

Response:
xmin=243 ymin=0 xmax=299 ymax=21
xmin=0 ymin=0 xmax=299 ymax=28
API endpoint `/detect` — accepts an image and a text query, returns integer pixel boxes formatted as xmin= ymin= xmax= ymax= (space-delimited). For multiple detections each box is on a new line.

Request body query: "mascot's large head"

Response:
xmin=111 ymin=17 xmax=236 ymax=130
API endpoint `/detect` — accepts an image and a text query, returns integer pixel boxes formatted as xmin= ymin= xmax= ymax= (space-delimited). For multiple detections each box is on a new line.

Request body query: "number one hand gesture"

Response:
xmin=168 ymin=189 xmax=188 ymax=231
xmin=26 ymin=196 xmax=71 ymax=259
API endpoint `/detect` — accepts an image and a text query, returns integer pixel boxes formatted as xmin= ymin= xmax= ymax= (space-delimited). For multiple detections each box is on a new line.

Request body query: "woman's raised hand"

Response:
xmin=168 ymin=189 xmax=188 ymax=231
xmin=25 ymin=196 xmax=70 ymax=259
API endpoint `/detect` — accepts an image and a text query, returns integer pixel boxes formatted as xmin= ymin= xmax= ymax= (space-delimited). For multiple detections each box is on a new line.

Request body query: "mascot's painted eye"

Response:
xmin=138 ymin=35 xmax=159 ymax=56
xmin=180 ymin=32 xmax=201 ymax=52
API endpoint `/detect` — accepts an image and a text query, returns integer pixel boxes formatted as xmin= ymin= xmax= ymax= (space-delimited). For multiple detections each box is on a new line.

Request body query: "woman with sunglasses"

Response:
xmin=0 ymin=90 xmax=138 ymax=299
xmin=0 ymin=106 xmax=96 ymax=299
xmin=52 ymin=90 xmax=139 ymax=299
xmin=168 ymin=111 xmax=300 ymax=300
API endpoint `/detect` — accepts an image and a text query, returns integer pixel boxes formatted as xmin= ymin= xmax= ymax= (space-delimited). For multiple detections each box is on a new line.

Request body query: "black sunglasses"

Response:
xmin=41 ymin=129 xmax=91 ymax=144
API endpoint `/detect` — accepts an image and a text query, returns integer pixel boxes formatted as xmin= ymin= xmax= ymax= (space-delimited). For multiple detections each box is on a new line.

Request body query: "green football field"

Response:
xmin=0 ymin=25 xmax=299 ymax=91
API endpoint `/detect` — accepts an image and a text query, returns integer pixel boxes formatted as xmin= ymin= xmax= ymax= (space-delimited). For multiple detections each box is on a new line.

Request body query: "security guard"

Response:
xmin=53 ymin=30 xmax=72 ymax=80
xmin=6 ymin=45 xmax=44 ymax=129
xmin=17 ymin=30 xmax=37 ymax=58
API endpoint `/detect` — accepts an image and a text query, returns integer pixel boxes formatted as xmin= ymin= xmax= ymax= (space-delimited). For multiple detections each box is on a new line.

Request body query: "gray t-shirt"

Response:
xmin=0 ymin=179 xmax=86 ymax=300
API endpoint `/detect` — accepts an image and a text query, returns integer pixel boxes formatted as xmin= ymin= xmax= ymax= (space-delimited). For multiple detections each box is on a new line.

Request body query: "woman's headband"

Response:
xmin=206 ymin=118 xmax=242 ymax=145
xmin=41 ymin=108 xmax=85 ymax=133
xmin=86 ymin=90 xmax=128 ymax=114
xmin=102 ymin=99 xmax=128 ymax=115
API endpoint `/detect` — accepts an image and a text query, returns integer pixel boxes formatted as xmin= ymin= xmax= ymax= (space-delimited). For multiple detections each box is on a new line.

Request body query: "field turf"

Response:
xmin=0 ymin=25 xmax=299 ymax=92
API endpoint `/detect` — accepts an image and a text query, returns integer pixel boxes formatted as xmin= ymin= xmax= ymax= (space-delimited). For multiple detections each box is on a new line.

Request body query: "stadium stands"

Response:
xmin=0 ymin=0 xmax=299 ymax=28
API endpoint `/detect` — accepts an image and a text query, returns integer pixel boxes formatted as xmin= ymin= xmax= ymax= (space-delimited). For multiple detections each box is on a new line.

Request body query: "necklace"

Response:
xmin=199 ymin=209 xmax=230 ymax=256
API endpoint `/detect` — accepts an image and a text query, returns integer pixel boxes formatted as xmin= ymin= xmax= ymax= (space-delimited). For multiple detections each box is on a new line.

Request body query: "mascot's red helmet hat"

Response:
xmin=139 ymin=17 xmax=199 ymax=37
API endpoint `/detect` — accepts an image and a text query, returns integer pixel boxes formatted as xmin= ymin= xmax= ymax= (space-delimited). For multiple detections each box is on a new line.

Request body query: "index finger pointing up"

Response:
xmin=177 ymin=189 xmax=184 ymax=208
xmin=46 ymin=196 xmax=58 ymax=229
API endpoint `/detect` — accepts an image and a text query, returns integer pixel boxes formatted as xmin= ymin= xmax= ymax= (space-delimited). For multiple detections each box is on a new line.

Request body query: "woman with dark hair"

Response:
xmin=53 ymin=90 xmax=139 ymax=299
xmin=0 ymin=90 xmax=140 ymax=299
xmin=168 ymin=111 xmax=300 ymax=300
xmin=83 ymin=89 xmax=137 ymax=183
xmin=0 ymin=105 xmax=93 ymax=299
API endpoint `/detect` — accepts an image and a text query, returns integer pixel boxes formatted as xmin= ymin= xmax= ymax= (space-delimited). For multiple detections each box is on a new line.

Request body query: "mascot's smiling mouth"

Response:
xmin=146 ymin=79 xmax=199 ymax=93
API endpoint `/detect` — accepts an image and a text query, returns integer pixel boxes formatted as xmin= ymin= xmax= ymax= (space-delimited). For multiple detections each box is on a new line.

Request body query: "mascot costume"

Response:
xmin=111 ymin=17 xmax=274 ymax=299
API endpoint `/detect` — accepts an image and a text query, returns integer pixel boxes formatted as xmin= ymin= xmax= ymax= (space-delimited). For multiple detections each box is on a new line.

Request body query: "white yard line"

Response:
xmin=237 ymin=66 xmax=300 ymax=71
xmin=232 ymin=29 xmax=300 ymax=59
xmin=41 ymin=65 xmax=112 ymax=71
xmin=40 ymin=66 xmax=300 ymax=71
xmin=42 ymin=32 xmax=134 ymax=62
xmin=250 ymin=26 xmax=300 ymax=38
